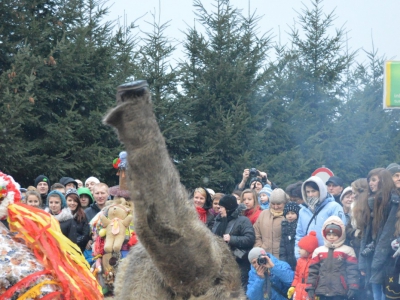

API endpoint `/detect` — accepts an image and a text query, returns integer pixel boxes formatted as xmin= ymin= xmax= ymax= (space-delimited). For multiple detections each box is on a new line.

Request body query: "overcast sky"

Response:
xmin=105 ymin=0 xmax=399 ymax=64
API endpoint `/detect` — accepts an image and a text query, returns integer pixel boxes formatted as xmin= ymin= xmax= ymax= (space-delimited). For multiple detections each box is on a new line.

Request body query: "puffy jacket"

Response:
xmin=307 ymin=216 xmax=359 ymax=297
xmin=359 ymin=191 xmax=399 ymax=284
xmin=291 ymin=256 xmax=312 ymax=300
xmin=295 ymin=177 xmax=347 ymax=259
xmin=74 ymin=214 xmax=90 ymax=252
xmin=45 ymin=207 xmax=77 ymax=243
xmin=279 ymin=220 xmax=297 ymax=271
xmin=254 ymin=209 xmax=284 ymax=258
xmin=246 ymin=253 xmax=294 ymax=300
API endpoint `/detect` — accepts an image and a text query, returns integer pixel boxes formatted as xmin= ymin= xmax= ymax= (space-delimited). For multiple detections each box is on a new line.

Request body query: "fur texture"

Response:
xmin=103 ymin=84 xmax=245 ymax=299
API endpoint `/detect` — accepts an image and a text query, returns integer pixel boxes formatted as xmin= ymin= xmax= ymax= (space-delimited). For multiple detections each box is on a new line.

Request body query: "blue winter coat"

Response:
xmin=295 ymin=196 xmax=346 ymax=259
xmin=246 ymin=254 xmax=294 ymax=300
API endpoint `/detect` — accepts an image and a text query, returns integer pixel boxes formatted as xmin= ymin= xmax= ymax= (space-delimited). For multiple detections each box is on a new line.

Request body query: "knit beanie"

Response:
xmin=34 ymin=175 xmax=50 ymax=188
xmin=65 ymin=188 xmax=79 ymax=198
xmin=269 ymin=188 xmax=289 ymax=204
xmin=283 ymin=202 xmax=300 ymax=218
xmin=77 ymin=187 xmax=94 ymax=205
xmin=323 ymin=223 xmax=342 ymax=237
xmin=340 ymin=186 xmax=353 ymax=202
xmin=259 ymin=186 xmax=272 ymax=197
xmin=46 ymin=190 xmax=67 ymax=209
xmin=85 ymin=176 xmax=100 ymax=186
xmin=248 ymin=247 xmax=266 ymax=263
xmin=218 ymin=195 xmax=239 ymax=213
xmin=387 ymin=163 xmax=400 ymax=175
xmin=298 ymin=231 xmax=319 ymax=254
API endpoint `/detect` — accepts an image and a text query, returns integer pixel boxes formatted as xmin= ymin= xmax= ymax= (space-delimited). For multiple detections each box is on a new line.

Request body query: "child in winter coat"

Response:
xmin=279 ymin=202 xmax=300 ymax=271
xmin=259 ymin=185 xmax=272 ymax=210
xmin=287 ymin=231 xmax=319 ymax=300
xmin=306 ymin=216 xmax=359 ymax=300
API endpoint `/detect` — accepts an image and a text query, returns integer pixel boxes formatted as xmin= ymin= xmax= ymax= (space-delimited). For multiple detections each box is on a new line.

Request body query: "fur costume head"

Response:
xmin=0 ymin=172 xmax=21 ymax=220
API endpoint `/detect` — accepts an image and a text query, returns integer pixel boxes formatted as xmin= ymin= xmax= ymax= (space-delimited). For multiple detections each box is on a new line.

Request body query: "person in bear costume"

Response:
xmin=103 ymin=80 xmax=245 ymax=299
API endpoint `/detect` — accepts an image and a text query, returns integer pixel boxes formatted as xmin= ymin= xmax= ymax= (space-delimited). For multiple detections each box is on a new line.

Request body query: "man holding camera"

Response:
xmin=246 ymin=247 xmax=294 ymax=300
xmin=236 ymin=168 xmax=277 ymax=192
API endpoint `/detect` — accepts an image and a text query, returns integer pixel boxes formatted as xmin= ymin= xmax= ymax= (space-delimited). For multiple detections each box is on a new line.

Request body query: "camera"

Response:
xmin=361 ymin=241 xmax=375 ymax=257
xmin=249 ymin=168 xmax=259 ymax=178
xmin=257 ymin=254 xmax=270 ymax=265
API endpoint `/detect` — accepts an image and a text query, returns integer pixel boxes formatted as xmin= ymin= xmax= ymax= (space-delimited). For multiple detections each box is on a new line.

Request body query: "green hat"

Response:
xmin=77 ymin=187 xmax=94 ymax=205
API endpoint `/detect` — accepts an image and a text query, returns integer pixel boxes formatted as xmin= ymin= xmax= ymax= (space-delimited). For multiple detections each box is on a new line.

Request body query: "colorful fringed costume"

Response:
xmin=0 ymin=171 xmax=103 ymax=299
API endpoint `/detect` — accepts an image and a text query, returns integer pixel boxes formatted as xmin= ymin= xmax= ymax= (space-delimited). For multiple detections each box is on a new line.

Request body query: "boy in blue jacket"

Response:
xmin=246 ymin=247 xmax=294 ymax=300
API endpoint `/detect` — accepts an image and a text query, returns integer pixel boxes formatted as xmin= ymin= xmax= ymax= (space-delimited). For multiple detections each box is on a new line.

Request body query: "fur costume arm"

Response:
xmin=103 ymin=82 xmax=244 ymax=298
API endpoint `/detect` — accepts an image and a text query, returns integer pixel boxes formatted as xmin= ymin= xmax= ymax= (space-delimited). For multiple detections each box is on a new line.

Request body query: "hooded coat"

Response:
xmin=295 ymin=176 xmax=346 ymax=259
xmin=307 ymin=216 xmax=359 ymax=297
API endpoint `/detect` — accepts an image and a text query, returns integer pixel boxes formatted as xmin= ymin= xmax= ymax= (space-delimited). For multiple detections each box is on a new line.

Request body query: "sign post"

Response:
xmin=383 ymin=61 xmax=400 ymax=109
xmin=312 ymin=167 xmax=334 ymax=183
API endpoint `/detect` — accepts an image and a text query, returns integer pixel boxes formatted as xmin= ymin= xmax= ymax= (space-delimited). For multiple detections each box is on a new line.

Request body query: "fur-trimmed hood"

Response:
xmin=322 ymin=216 xmax=346 ymax=248
xmin=45 ymin=207 xmax=73 ymax=222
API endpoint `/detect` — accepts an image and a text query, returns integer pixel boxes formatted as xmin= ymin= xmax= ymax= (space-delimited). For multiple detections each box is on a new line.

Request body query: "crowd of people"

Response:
xmin=2 ymin=162 xmax=400 ymax=299
xmin=193 ymin=165 xmax=400 ymax=300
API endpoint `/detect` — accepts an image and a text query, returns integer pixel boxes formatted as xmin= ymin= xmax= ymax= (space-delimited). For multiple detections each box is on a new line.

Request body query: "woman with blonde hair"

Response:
xmin=192 ymin=187 xmax=214 ymax=229
xmin=241 ymin=189 xmax=261 ymax=225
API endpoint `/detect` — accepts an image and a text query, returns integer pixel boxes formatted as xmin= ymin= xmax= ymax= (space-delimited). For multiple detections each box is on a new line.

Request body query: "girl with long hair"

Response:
xmin=241 ymin=189 xmax=261 ymax=225
xmin=359 ymin=168 xmax=400 ymax=300
xmin=65 ymin=188 xmax=90 ymax=252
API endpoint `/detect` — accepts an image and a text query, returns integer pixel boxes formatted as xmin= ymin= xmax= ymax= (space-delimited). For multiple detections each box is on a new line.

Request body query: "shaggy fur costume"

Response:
xmin=103 ymin=81 xmax=245 ymax=299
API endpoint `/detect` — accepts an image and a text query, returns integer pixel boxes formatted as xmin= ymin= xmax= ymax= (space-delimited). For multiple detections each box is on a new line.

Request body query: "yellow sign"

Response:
xmin=384 ymin=61 xmax=400 ymax=109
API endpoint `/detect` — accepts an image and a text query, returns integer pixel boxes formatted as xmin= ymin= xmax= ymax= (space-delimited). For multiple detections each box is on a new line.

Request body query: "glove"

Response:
xmin=391 ymin=238 xmax=399 ymax=251
xmin=287 ymin=286 xmax=295 ymax=299
xmin=307 ymin=289 xmax=315 ymax=299
xmin=347 ymin=289 xmax=357 ymax=299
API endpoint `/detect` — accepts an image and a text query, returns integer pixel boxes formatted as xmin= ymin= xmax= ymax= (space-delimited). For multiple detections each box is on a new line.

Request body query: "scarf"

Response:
xmin=214 ymin=214 xmax=235 ymax=237
xmin=208 ymin=208 xmax=219 ymax=217
xmin=244 ymin=207 xmax=261 ymax=224
xmin=269 ymin=208 xmax=284 ymax=217
xmin=306 ymin=197 xmax=319 ymax=213
xmin=196 ymin=206 xmax=207 ymax=224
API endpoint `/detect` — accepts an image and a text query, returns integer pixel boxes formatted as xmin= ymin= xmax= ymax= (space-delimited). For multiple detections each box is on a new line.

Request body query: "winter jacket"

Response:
xmin=212 ymin=206 xmax=255 ymax=288
xmin=45 ymin=207 xmax=77 ymax=243
xmin=295 ymin=177 xmax=346 ymax=259
xmin=254 ymin=209 xmax=284 ymax=258
xmin=74 ymin=213 xmax=90 ymax=252
xmin=359 ymin=191 xmax=399 ymax=284
xmin=291 ymin=256 xmax=312 ymax=300
xmin=84 ymin=202 xmax=101 ymax=223
xmin=246 ymin=253 xmax=294 ymax=300
xmin=307 ymin=216 xmax=359 ymax=297
xmin=279 ymin=220 xmax=297 ymax=271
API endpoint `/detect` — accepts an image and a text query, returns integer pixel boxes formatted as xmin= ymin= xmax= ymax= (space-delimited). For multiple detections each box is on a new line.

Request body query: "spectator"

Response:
xmin=326 ymin=176 xmax=344 ymax=205
xmin=84 ymin=183 xmax=109 ymax=222
xmin=65 ymin=188 xmax=90 ymax=252
xmin=235 ymin=168 xmax=277 ymax=192
xmin=241 ymin=189 xmax=262 ymax=225
xmin=279 ymin=202 xmax=300 ymax=271
xmin=254 ymin=188 xmax=288 ymax=257
xmin=287 ymin=230 xmax=319 ymax=300
xmin=209 ymin=192 xmax=224 ymax=217
xmin=192 ymin=187 xmax=214 ymax=229
xmin=45 ymin=190 xmax=77 ymax=243
xmin=34 ymin=175 xmax=50 ymax=208
xmin=231 ymin=190 xmax=242 ymax=204
xmin=246 ymin=247 xmax=294 ymax=300
xmin=359 ymin=168 xmax=399 ymax=300
xmin=306 ymin=216 xmax=359 ymax=300
xmin=77 ymin=187 xmax=94 ymax=210
xmin=85 ymin=176 xmax=100 ymax=194
xmin=212 ymin=195 xmax=255 ymax=290
xmin=285 ymin=181 xmax=304 ymax=205
xmin=50 ymin=183 xmax=66 ymax=195
xmin=387 ymin=163 xmax=400 ymax=191
xmin=19 ymin=188 xmax=27 ymax=203
xmin=59 ymin=177 xmax=78 ymax=190
xmin=340 ymin=186 xmax=354 ymax=226
xmin=75 ymin=179 xmax=83 ymax=188
xmin=25 ymin=190 xmax=42 ymax=209
xmin=295 ymin=176 xmax=346 ymax=259
xmin=258 ymin=186 xmax=272 ymax=210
